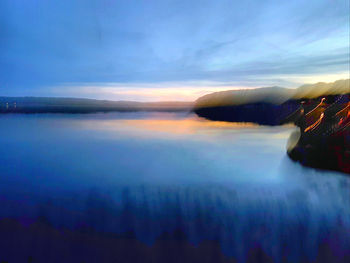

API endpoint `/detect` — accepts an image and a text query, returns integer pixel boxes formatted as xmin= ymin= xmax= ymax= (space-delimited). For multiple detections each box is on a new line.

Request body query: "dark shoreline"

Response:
xmin=194 ymin=93 xmax=350 ymax=174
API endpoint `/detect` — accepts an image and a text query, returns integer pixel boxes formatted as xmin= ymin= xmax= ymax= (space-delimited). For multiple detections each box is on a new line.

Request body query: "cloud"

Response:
xmin=0 ymin=0 xmax=349 ymax=99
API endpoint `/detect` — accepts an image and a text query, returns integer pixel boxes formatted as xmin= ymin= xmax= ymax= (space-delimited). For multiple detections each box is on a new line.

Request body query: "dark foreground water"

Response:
xmin=0 ymin=112 xmax=349 ymax=263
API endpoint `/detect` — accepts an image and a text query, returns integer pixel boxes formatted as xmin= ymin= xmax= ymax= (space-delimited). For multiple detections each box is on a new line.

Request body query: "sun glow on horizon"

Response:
xmin=52 ymin=84 xmax=255 ymax=102
xmin=46 ymin=73 xmax=350 ymax=102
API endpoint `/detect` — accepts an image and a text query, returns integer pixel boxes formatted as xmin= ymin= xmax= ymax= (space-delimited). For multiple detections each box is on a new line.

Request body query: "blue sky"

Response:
xmin=1 ymin=0 xmax=349 ymax=101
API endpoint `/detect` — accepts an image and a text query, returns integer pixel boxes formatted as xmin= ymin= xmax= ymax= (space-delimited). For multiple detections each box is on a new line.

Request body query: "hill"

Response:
xmin=193 ymin=79 xmax=349 ymax=125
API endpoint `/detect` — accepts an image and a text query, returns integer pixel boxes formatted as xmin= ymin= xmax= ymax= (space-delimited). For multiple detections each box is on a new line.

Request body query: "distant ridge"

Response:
xmin=0 ymin=97 xmax=193 ymax=113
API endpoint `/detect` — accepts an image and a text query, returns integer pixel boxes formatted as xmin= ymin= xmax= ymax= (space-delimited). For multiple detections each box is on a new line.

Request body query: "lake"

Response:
xmin=0 ymin=112 xmax=349 ymax=263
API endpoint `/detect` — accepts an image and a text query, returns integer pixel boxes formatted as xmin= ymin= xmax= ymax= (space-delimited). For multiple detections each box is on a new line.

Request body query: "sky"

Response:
xmin=1 ymin=0 xmax=349 ymax=101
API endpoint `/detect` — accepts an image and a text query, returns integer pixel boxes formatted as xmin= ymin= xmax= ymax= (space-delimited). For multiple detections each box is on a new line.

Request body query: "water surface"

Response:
xmin=0 ymin=112 xmax=349 ymax=262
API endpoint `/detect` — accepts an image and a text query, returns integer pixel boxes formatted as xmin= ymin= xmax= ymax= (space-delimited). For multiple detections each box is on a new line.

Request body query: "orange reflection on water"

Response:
xmin=121 ymin=118 xmax=257 ymax=135
xmin=82 ymin=114 xmax=259 ymax=137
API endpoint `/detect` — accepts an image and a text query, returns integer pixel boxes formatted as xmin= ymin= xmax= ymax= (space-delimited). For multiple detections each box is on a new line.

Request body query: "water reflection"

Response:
xmin=86 ymin=115 xmax=259 ymax=135
xmin=0 ymin=112 xmax=349 ymax=262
